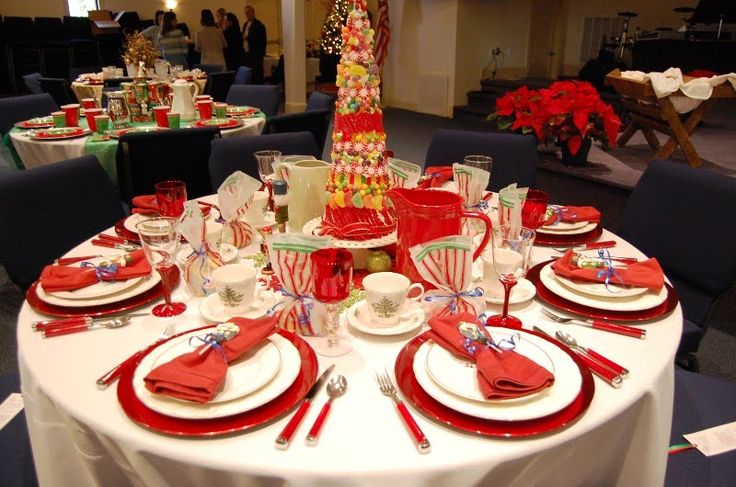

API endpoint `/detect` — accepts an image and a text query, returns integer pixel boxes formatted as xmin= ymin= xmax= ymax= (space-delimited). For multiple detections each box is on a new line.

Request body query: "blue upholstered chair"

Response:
xmin=0 ymin=155 xmax=124 ymax=289
xmin=233 ymin=66 xmax=253 ymax=85
xmin=666 ymin=368 xmax=736 ymax=486
xmin=306 ymin=91 xmax=334 ymax=112
xmin=0 ymin=372 xmax=37 ymax=486
xmin=226 ymin=85 xmax=279 ymax=118
xmin=116 ymin=127 xmax=220 ymax=204
xmin=618 ymin=160 xmax=736 ymax=369
xmin=264 ymin=109 xmax=331 ymax=153
xmin=0 ymin=94 xmax=59 ymax=135
xmin=424 ymin=129 xmax=537 ymax=191
xmin=209 ymin=131 xmax=321 ymax=188
xmin=37 ymin=77 xmax=77 ymax=106
xmin=21 ymin=72 xmax=43 ymax=94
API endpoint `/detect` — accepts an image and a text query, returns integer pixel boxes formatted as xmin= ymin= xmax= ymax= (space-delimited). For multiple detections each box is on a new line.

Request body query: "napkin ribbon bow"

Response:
xmin=268 ymin=287 xmax=316 ymax=336
xmin=424 ymin=287 xmax=484 ymax=314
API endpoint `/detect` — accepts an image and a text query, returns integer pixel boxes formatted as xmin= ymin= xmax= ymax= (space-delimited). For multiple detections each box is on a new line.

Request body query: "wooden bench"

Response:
xmin=605 ymin=69 xmax=735 ymax=168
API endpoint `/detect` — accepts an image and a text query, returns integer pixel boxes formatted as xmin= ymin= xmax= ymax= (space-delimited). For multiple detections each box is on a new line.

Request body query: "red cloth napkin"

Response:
xmin=144 ymin=316 xmax=277 ymax=403
xmin=39 ymin=249 xmax=152 ymax=292
xmin=552 ymin=250 xmax=664 ymax=292
xmin=546 ymin=206 xmax=601 ymax=225
xmin=427 ymin=313 xmax=554 ymax=400
xmin=131 ymin=195 xmax=158 ymax=215
xmin=418 ymin=166 xmax=453 ymax=189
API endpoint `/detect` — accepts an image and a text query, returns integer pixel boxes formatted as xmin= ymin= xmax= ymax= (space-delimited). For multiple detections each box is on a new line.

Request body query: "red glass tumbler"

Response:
xmin=155 ymin=180 xmax=187 ymax=218
xmin=311 ymin=248 xmax=353 ymax=356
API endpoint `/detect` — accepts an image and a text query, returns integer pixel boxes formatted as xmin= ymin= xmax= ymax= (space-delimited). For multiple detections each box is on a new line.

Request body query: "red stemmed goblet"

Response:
xmin=155 ymin=180 xmax=187 ymax=218
xmin=136 ymin=217 xmax=187 ymax=317
xmin=521 ymin=189 xmax=550 ymax=229
xmin=311 ymin=248 xmax=353 ymax=357
xmin=486 ymin=225 xmax=535 ymax=329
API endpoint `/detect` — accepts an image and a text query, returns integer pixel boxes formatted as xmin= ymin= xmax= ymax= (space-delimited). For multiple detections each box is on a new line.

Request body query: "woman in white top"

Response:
xmin=195 ymin=9 xmax=227 ymax=69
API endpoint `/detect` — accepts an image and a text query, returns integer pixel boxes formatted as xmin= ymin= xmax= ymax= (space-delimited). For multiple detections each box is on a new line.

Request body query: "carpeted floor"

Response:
xmin=1 ymin=106 xmax=734 ymax=383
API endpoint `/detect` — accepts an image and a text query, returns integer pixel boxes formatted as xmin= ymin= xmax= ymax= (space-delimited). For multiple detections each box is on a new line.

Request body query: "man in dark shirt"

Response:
xmin=243 ymin=5 xmax=267 ymax=83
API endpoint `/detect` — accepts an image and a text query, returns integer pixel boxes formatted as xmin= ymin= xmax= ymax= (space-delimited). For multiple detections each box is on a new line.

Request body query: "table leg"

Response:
xmin=656 ymin=98 xmax=716 ymax=168
xmin=617 ymin=124 xmax=638 ymax=147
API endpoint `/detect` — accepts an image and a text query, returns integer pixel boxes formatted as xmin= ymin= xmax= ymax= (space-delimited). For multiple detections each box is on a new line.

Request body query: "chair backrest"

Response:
xmin=3 ymin=17 xmax=34 ymax=44
xmin=0 ymin=93 xmax=58 ymax=135
xmin=194 ymin=63 xmax=225 ymax=74
xmin=38 ymin=77 xmax=76 ymax=106
xmin=62 ymin=16 xmax=93 ymax=40
xmin=116 ymin=127 xmax=220 ymax=203
xmin=264 ymin=109 xmax=330 ymax=154
xmin=619 ymin=159 xmax=736 ymax=325
xmin=226 ymin=85 xmax=279 ymax=117
xmin=233 ymin=66 xmax=253 ymax=85
xmin=207 ymin=71 xmax=235 ymax=102
xmin=208 ymin=131 xmax=321 ymax=188
xmin=34 ymin=17 xmax=64 ymax=43
xmin=0 ymin=155 xmax=124 ymax=289
xmin=306 ymin=91 xmax=334 ymax=112
xmin=22 ymin=72 xmax=43 ymax=94
xmin=425 ymin=129 xmax=537 ymax=191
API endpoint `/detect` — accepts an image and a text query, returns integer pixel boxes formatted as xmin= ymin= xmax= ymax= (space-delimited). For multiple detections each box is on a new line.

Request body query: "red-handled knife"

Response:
xmin=580 ymin=241 xmax=616 ymax=250
xmin=55 ymin=255 xmax=103 ymax=266
xmin=585 ymin=319 xmax=646 ymax=339
xmin=275 ymin=364 xmax=335 ymax=450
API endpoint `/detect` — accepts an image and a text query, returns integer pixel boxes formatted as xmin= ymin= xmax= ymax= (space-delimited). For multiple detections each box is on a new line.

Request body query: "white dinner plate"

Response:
xmin=425 ymin=332 xmax=554 ymax=404
xmin=346 ymin=301 xmax=425 ymax=336
xmin=134 ymin=331 xmax=301 ymax=419
xmin=199 ymin=290 xmax=278 ymax=323
xmin=36 ymin=271 xmax=160 ymax=307
xmin=539 ymin=263 xmax=667 ymax=312
xmin=145 ymin=334 xmax=282 ymax=403
xmin=553 ymin=271 xmax=649 ymax=299
xmin=46 ymin=257 xmax=144 ymax=300
xmin=536 ymin=222 xmax=597 ymax=235
xmin=540 ymin=220 xmax=590 ymax=232
xmin=413 ymin=330 xmax=582 ymax=421
xmin=123 ymin=213 xmax=156 ymax=234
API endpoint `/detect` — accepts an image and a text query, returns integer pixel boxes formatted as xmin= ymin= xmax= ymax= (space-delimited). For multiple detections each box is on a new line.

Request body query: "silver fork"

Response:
xmin=541 ymin=308 xmax=646 ymax=339
xmin=375 ymin=368 xmax=431 ymax=453
xmin=96 ymin=322 xmax=177 ymax=389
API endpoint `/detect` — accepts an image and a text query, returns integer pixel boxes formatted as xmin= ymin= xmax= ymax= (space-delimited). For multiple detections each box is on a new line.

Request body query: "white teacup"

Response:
xmin=211 ymin=264 xmax=258 ymax=313
xmin=362 ymin=272 xmax=424 ymax=326
xmin=481 ymin=248 xmax=522 ymax=298
xmin=245 ymin=191 xmax=268 ymax=225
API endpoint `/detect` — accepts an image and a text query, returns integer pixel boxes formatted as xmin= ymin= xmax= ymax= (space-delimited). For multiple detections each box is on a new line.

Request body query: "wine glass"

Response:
xmin=463 ymin=154 xmax=493 ymax=171
xmin=155 ymin=180 xmax=187 ymax=218
xmin=254 ymin=150 xmax=282 ymax=211
xmin=521 ymin=189 xmax=550 ymax=229
xmin=310 ymin=248 xmax=353 ymax=357
xmin=136 ymin=217 xmax=187 ymax=317
xmin=485 ymin=225 xmax=535 ymax=329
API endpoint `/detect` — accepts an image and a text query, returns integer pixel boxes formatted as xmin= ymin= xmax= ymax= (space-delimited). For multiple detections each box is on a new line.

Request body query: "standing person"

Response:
xmin=223 ymin=13 xmax=246 ymax=71
xmin=195 ymin=9 xmax=227 ymax=70
xmin=158 ymin=11 xmax=190 ymax=68
xmin=140 ymin=10 xmax=165 ymax=53
xmin=216 ymin=8 xmax=227 ymax=29
xmin=242 ymin=5 xmax=267 ymax=83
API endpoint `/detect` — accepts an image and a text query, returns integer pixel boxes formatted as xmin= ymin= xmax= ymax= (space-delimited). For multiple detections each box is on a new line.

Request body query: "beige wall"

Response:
xmin=0 ymin=0 xmax=67 ymax=17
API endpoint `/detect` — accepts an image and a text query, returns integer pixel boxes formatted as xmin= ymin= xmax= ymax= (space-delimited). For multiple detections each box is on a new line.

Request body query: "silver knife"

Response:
xmin=275 ymin=364 xmax=335 ymax=450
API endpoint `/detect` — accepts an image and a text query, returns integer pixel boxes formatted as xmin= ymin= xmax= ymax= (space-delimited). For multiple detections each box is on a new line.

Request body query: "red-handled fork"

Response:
xmin=555 ymin=330 xmax=629 ymax=377
xmin=541 ymin=308 xmax=646 ymax=339
xmin=375 ymin=369 xmax=431 ymax=453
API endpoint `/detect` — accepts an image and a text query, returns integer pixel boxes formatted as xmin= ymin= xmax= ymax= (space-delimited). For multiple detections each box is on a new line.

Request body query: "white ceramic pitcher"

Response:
xmin=273 ymin=159 xmax=331 ymax=233
xmin=170 ymin=80 xmax=199 ymax=121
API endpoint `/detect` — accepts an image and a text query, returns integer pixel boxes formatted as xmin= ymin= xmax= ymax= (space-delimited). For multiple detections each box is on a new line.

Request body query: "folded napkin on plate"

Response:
xmin=144 ymin=316 xmax=277 ymax=403
xmin=418 ymin=166 xmax=453 ymax=189
xmin=552 ymin=250 xmax=664 ymax=292
xmin=427 ymin=313 xmax=554 ymax=400
xmin=131 ymin=195 xmax=158 ymax=215
xmin=40 ymin=249 xmax=151 ymax=292
xmin=546 ymin=206 xmax=601 ymax=225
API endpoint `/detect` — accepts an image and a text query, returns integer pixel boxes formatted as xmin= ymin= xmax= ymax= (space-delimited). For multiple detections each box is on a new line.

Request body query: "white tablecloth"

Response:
xmin=17 ymin=219 xmax=680 ymax=486
xmin=9 ymin=117 xmax=266 ymax=171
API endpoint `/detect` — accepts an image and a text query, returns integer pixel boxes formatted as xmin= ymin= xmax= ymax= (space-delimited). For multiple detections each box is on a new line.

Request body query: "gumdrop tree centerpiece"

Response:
xmin=320 ymin=0 xmax=395 ymax=241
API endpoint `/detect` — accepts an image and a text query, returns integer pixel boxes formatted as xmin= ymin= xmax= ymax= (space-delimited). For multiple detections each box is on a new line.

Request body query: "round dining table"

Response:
xmin=71 ymin=78 xmax=209 ymax=105
xmin=16 ymin=198 xmax=681 ymax=487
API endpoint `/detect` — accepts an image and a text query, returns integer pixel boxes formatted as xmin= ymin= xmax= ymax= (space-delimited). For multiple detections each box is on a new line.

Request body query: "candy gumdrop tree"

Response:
xmin=319 ymin=0 xmax=395 ymax=241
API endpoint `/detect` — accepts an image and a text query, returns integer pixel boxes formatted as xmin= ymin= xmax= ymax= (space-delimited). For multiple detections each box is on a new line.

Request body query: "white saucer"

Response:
xmin=199 ymin=290 xmax=278 ymax=322
xmin=177 ymin=243 xmax=239 ymax=265
xmin=346 ymin=300 xmax=425 ymax=336
xmin=537 ymin=222 xmax=598 ymax=235
xmin=482 ymin=278 xmax=537 ymax=305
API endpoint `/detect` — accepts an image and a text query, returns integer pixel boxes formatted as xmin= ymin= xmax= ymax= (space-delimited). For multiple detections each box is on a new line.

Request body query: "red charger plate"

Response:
xmin=117 ymin=326 xmax=318 ymax=436
xmin=26 ymin=267 xmax=178 ymax=318
xmin=395 ymin=331 xmax=595 ymax=437
xmin=191 ymin=118 xmax=243 ymax=130
xmin=227 ymin=107 xmax=258 ymax=118
xmin=527 ymin=260 xmax=679 ymax=322
xmin=534 ymin=225 xmax=603 ymax=247
xmin=31 ymin=127 xmax=91 ymax=140
xmin=15 ymin=119 xmax=54 ymax=129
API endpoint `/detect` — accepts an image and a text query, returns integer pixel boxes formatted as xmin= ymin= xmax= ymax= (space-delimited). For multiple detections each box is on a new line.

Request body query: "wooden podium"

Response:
xmin=606 ymin=69 xmax=735 ymax=168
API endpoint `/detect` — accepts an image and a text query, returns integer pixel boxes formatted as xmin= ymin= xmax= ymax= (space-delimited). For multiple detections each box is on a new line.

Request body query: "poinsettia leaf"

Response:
xmin=497 ymin=119 xmax=512 ymax=130
xmin=567 ymin=135 xmax=582 ymax=156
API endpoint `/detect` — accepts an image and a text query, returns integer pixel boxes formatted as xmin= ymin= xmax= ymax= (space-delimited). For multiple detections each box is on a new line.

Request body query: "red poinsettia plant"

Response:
xmin=488 ymin=80 xmax=622 ymax=155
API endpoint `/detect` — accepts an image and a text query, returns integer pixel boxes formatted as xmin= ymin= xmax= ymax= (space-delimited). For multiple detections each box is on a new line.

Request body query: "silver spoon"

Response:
xmin=306 ymin=375 xmax=347 ymax=445
xmin=555 ymin=330 xmax=628 ymax=377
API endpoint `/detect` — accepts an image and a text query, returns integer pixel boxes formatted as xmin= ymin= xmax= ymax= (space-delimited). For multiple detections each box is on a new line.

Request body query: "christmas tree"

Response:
xmin=320 ymin=0 xmax=395 ymax=241
xmin=319 ymin=0 xmax=351 ymax=55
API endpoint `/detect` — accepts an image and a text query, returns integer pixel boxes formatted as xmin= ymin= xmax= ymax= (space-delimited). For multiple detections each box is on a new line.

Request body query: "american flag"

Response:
xmin=374 ymin=0 xmax=391 ymax=67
